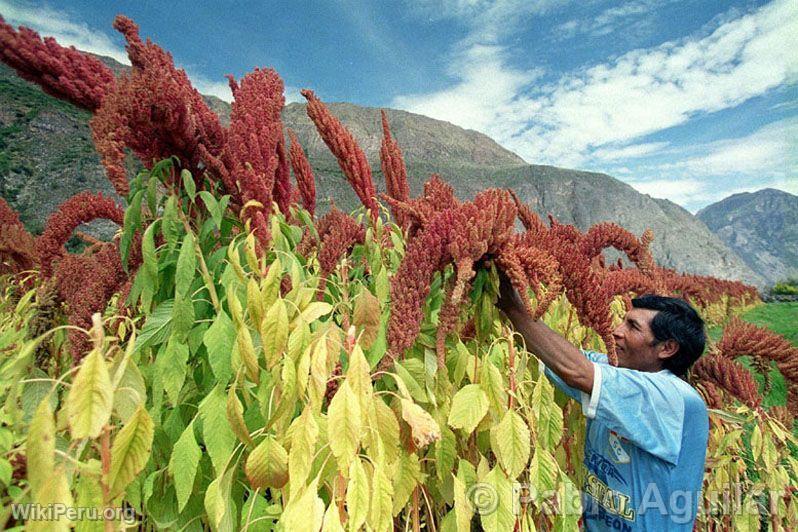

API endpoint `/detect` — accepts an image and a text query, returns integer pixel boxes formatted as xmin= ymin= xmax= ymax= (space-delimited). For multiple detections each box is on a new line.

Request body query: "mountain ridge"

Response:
xmin=697 ymin=188 xmax=798 ymax=284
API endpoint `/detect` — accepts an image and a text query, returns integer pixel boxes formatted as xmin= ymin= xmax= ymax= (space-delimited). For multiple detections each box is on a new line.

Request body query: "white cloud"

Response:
xmin=394 ymin=0 xmax=798 ymax=169
xmin=626 ymin=118 xmax=797 ymax=210
xmin=591 ymin=141 xmax=669 ymax=160
xmin=652 ymin=117 xmax=797 ymax=178
xmin=407 ymin=0 xmax=570 ymax=43
xmin=0 ymin=0 xmax=130 ymax=64
xmin=186 ymin=73 xmax=233 ymax=103
xmin=553 ymin=0 xmax=665 ymax=40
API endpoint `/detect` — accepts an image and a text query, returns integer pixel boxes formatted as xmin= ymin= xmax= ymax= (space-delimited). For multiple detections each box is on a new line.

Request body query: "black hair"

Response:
xmin=631 ymin=295 xmax=706 ymax=376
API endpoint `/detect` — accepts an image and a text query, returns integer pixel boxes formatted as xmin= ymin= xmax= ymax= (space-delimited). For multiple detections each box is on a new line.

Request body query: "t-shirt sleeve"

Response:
xmin=543 ymin=350 xmax=608 ymax=405
xmin=586 ymin=365 xmax=685 ymax=465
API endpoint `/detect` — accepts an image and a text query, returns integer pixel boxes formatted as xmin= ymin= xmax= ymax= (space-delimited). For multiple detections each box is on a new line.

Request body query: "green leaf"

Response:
xmin=435 ymin=426 xmax=457 ymax=481
xmin=157 ymin=335 xmax=189 ymax=405
xmin=142 ymin=222 xmax=159 ymax=295
xmin=181 ymin=168 xmax=196 ymax=201
xmin=346 ymin=459 xmax=370 ymax=531
xmin=491 ymin=410 xmax=531 ymax=479
xmin=66 ymin=348 xmax=114 ymax=439
xmin=480 ymin=360 xmax=508 ymax=415
xmin=480 ymin=466 xmax=516 ymax=532
xmin=111 ymin=357 xmax=146 ymax=423
xmin=161 ymin=194 xmax=180 ymax=251
xmin=227 ymin=384 xmax=254 ymax=447
xmin=392 ymin=453 xmax=423 ymax=516
xmin=199 ymin=191 xmax=222 ymax=229
xmin=529 ymin=447 xmax=558 ymax=497
xmin=121 ymin=190 xmax=143 ymax=269
xmin=448 ymin=384 xmax=489 ymax=435
xmin=371 ymin=399 xmax=400 ymax=463
xmin=169 ymin=421 xmax=201 ymax=512
xmin=175 ymin=232 xmax=196 ymax=299
xmin=531 ymin=374 xmax=563 ymax=449
xmin=171 ymin=294 xmax=195 ymax=341
xmin=204 ymin=466 xmax=236 ymax=532
xmin=134 ymin=300 xmax=174 ymax=353
xmin=245 ymin=435 xmax=289 ymax=490
xmin=327 ymin=381 xmax=361 ymax=470
xmin=108 ymin=406 xmax=154 ymax=499
xmin=204 ymin=311 xmax=235 ymax=386
xmin=199 ymin=385 xmax=236 ymax=475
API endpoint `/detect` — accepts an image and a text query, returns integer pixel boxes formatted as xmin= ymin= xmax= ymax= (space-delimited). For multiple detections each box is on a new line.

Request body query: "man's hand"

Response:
xmin=496 ymin=269 xmax=528 ymax=318
xmin=494 ymin=268 xmax=595 ymax=394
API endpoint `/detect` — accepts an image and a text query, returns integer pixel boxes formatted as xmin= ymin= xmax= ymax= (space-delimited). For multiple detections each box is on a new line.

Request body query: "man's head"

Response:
xmin=612 ymin=295 xmax=706 ymax=376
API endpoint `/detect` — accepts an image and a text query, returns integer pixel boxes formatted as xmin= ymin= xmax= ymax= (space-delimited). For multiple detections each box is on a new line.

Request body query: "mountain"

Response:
xmin=697 ymin=189 xmax=798 ymax=284
xmin=0 ymin=58 xmax=762 ymax=286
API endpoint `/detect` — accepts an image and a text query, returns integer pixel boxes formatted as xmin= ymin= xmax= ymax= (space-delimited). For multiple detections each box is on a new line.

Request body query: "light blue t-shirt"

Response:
xmin=545 ymin=350 xmax=709 ymax=531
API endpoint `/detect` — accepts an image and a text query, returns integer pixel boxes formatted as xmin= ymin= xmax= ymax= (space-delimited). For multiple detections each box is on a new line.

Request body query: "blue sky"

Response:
xmin=1 ymin=0 xmax=795 ymax=212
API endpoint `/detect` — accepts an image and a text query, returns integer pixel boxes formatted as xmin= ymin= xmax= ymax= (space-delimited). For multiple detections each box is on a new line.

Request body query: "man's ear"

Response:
xmin=657 ymin=339 xmax=679 ymax=360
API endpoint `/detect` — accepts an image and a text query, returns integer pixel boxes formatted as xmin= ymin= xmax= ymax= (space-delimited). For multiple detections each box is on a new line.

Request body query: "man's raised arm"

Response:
xmin=496 ymin=271 xmax=595 ymax=394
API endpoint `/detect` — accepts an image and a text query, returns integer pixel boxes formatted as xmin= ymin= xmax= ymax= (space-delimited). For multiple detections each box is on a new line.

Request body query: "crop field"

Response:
xmin=1 ymin=14 xmax=797 ymax=532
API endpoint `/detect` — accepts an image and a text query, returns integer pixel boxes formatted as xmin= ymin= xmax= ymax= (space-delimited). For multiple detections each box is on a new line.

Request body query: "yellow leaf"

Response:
xmin=27 ymin=398 xmax=55 ymax=497
xmin=347 ymin=458 xmax=370 ymax=530
xmin=261 ymin=258 xmax=282 ymax=309
xmin=327 ymin=381 xmax=361 ymax=470
xmin=448 ymin=384 xmax=489 ymax=435
xmin=289 ymin=406 xmax=319 ymax=495
xmin=226 ymin=384 xmax=254 ymax=447
xmin=245 ymin=435 xmax=288 ymax=490
xmin=66 ymin=348 xmax=113 ymax=439
xmin=260 ymin=299 xmax=288 ymax=368
xmin=368 ymin=461 xmax=394 ymax=532
xmin=491 ymin=410 xmax=531 ymax=479
xmin=107 ymin=405 xmax=154 ymax=499
xmin=353 ymin=290 xmax=381 ymax=348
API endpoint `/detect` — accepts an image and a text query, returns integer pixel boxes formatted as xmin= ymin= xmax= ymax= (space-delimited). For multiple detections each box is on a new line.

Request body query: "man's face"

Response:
xmin=612 ymin=308 xmax=669 ymax=372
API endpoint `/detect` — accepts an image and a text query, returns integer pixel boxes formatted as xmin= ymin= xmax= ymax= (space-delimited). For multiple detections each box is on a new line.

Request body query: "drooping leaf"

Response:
xmin=392 ymin=453 xmax=424 ymax=516
xmin=245 ymin=435 xmax=289 ymax=490
xmin=204 ymin=466 xmax=236 ymax=532
xmin=448 ymin=384 xmax=489 ymax=435
xmin=480 ymin=466 xmax=516 ymax=532
xmin=175 ymin=232 xmax=196 ymax=299
xmin=346 ymin=458 xmax=370 ymax=531
xmin=369 ymin=461 xmax=394 ymax=532
xmin=27 ymin=398 xmax=55 ymax=496
xmin=227 ymin=384 xmax=254 ymax=447
xmin=66 ymin=348 xmax=113 ymax=439
xmin=204 ymin=311 xmax=236 ymax=386
xmin=157 ymin=335 xmax=189 ymax=405
xmin=134 ymin=300 xmax=174 ymax=353
xmin=261 ymin=299 xmax=289 ymax=368
xmin=491 ymin=410 xmax=531 ymax=479
xmin=531 ymin=374 xmax=563 ymax=449
xmin=282 ymin=476 xmax=325 ymax=531
xmin=108 ymin=406 xmax=154 ymax=499
xmin=288 ymin=406 xmax=319 ymax=494
xmin=353 ymin=290 xmax=381 ymax=348
xmin=169 ymin=421 xmax=201 ymax=513
xmin=529 ymin=447 xmax=559 ymax=498
xmin=327 ymin=381 xmax=361 ymax=470
xmin=199 ymin=385 xmax=236 ymax=475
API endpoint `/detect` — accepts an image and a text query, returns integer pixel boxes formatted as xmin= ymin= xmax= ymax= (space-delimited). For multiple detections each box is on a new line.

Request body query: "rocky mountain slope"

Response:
xmin=0 ymin=59 xmax=763 ymax=285
xmin=697 ymin=189 xmax=797 ymax=284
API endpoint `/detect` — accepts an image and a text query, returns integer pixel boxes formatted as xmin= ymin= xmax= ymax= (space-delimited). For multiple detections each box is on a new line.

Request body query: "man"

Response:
xmin=497 ymin=273 xmax=709 ymax=531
